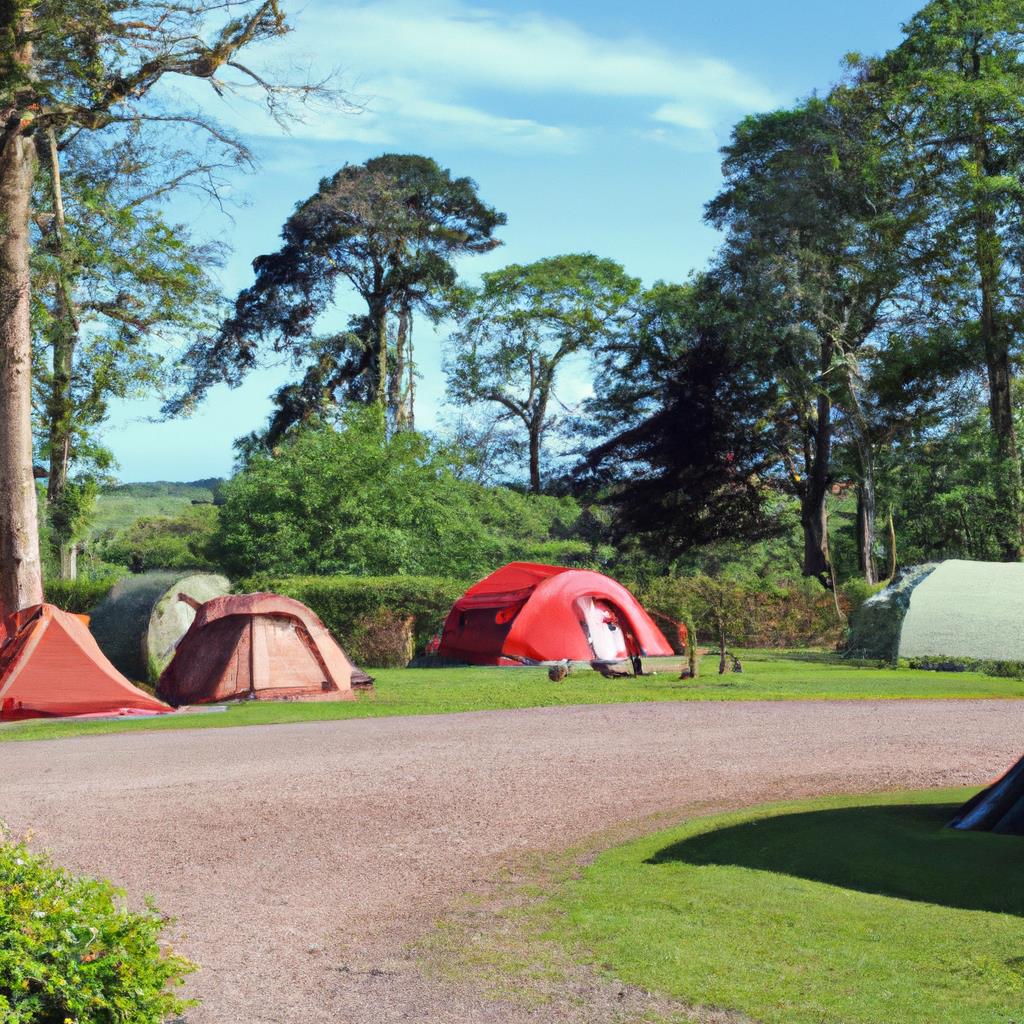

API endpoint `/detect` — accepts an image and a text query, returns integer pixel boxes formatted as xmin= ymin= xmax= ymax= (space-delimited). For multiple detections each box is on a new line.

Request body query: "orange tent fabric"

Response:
xmin=0 ymin=604 xmax=171 ymax=721
xmin=438 ymin=562 xmax=674 ymax=665
xmin=157 ymin=592 xmax=372 ymax=706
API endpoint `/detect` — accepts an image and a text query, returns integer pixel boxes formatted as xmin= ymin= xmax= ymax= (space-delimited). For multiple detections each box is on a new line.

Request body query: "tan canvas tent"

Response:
xmin=156 ymin=592 xmax=372 ymax=706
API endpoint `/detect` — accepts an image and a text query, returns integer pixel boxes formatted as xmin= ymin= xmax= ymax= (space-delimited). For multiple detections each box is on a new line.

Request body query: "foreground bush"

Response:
xmin=0 ymin=831 xmax=195 ymax=1023
xmin=246 ymin=574 xmax=467 ymax=663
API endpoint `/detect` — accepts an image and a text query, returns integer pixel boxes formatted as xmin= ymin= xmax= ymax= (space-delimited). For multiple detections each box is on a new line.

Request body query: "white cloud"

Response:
xmin=244 ymin=0 xmax=777 ymax=151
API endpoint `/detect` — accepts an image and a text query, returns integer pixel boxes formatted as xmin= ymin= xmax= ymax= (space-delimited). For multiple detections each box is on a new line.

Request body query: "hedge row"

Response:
xmin=242 ymin=574 xmax=468 ymax=665
xmin=0 ymin=831 xmax=194 ymax=1023
xmin=42 ymin=576 xmax=123 ymax=615
xmin=248 ymin=572 xmax=855 ymax=664
xmin=638 ymin=575 xmax=850 ymax=649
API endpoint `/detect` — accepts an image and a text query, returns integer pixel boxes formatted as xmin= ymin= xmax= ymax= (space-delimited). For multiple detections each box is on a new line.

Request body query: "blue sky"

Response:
xmin=105 ymin=0 xmax=923 ymax=481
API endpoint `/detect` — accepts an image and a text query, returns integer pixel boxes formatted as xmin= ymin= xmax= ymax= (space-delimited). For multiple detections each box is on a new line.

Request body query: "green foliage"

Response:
xmin=215 ymin=408 xmax=583 ymax=578
xmin=877 ymin=409 xmax=1013 ymax=564
xmin=95 ymin=505 xmax=217 ymax=572
xmin=174 ymin=153 xmax=505 ymax=425
xmin=0 ymin=830 xmax=195 ymax=1023
xmin=840 ymin=577 xmax=886 ymax=617
xmin=244 ymin=574 xmax=467 ymax=654
xmin=638 ymin=574 xmax=846 ymax=649
xmin=43 ymin=576 xmax=122 ymax=614
xmin=446 ymin=253 xmax=640 ymax=490
xmin=902 ymin=656 xmax=1024 ymax=680
xmin=87 ymin=480 xmax=221 ymax=538
xmin=348 ymin=608 xmax=416 ymax=668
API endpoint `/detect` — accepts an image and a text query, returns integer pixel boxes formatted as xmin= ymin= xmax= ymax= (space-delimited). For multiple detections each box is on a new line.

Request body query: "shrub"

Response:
xmin=95 ymin=506 xmax=218 ymax=572
xmin=214 ymin=409 xmax=585 ymax=578
xmin=43 ymin=576 xmax=124 ymax=615
xmin=245 ymin=574 xmax=467 ymax=656
xmin=0 ymin=830 xmax=195 ymax=1024
xmin=349 ymin=608 xmax=416 ymax=667
xmin=638 ymin=574 xmax=846 ymax=649
xmin=840 ymin=577 xmax=886 ymax=616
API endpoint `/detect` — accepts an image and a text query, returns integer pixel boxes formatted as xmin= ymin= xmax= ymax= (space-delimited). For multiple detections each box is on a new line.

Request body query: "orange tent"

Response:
xmin=156 ymin=592 xmax=372 ymax=706
xmin=0 ymin=604 xmax=172 ymax=721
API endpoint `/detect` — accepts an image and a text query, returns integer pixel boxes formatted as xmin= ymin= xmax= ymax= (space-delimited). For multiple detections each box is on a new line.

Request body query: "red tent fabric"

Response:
xmin=0 ymin=604 xmax=171 ymax=721
xmin=438 ymin=562 xmax=674 ymax=665
xmin=157 ymin=592 xmax=372 ymax=706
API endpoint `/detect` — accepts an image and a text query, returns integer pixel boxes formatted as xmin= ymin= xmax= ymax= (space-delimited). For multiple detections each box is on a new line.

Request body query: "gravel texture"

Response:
xmin=3 ymin=699 xmax=1022 ymax=1023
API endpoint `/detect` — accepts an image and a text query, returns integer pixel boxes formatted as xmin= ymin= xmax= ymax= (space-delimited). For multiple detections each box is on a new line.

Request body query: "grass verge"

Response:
xmin=4 ymin=650 xmax=1024 ymax=744
xmin=518 ymin=789 xmax=1024 ymax=1024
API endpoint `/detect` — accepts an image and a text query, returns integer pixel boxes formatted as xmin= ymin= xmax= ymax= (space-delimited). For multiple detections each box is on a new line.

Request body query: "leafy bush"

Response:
xmin=95 ymin=505 xmax=218 ymax=572
xmin=214 ymin=409 xmax=584 ymax=578
xmin=43 ymin=576 xmax=124 ymax=615
xmin=246 ymin=574 xmax=467 ymax=656
xmin=638 ymin=574 xmax=846 ymax=648
xmin=840 ymin=577 xmax=886 ymax=616
xmin=902 ymin=656 xmax=1024 ymax=679
xmin=349 ymin=608 xmax=416 ymax=668
xmin=0 ymin=830 xmax=195 ymax=1024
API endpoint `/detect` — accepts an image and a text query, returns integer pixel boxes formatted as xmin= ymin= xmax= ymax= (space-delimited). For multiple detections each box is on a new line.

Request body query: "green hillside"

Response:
xmin=88 ymin=479 xmax=223 ymax=537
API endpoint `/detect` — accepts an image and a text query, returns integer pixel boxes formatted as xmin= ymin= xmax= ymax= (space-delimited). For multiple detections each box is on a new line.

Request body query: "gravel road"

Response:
xmin=3 ymin=700 xmax=1022 ymax=1023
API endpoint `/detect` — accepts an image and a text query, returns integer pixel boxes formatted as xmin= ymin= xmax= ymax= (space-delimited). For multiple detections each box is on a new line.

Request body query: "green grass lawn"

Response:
xmin=534 ymin=789 xmax=1024 ymax=1024
xmin=3 ymin=650 xmax=1024 ymax=744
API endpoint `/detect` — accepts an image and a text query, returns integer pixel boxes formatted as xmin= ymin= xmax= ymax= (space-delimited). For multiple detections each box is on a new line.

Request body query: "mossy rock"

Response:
xmin=89 ymin=571 xmax=229 ymax=682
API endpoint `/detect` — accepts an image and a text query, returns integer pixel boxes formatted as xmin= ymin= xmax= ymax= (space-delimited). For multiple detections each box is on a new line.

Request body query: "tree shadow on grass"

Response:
xmin=647 ymin=801 xmax=1024 ymax=916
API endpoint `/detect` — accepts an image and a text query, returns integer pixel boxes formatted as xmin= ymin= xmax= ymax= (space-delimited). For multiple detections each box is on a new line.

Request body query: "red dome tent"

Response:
xmin=157 ymin=592 xmax=372 ymax=706
xmin=0 ymin=604 xmax=171 ymax=721
xmin=438 ymin=562 xmax=674 ymax=666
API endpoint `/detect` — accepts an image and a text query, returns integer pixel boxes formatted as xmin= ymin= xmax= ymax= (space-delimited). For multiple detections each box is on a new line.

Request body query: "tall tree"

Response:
xmin=445 ymin=254 xmax=640 ymax=493
xmin=0 ymin=0 xmax=305 ymax=614
xmin=706 ymin=91 xmax=919 ymax=585
xmin=174 ymin=154 xmax=505 ymax=433
xmin=861 ymin=0 xmax=1024 ymax=559
xmin=32 ymin=130 xmax=226 ymax=577
xmin=584 ymin=273 xmax=786 ymax=557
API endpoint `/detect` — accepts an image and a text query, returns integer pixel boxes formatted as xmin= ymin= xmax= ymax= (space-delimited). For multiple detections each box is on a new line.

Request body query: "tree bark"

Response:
xmin=43 ymin=129 xmax=80 ymax=579
xmin=801 ymin=357 xmax=833 ymax=586
xmin=528 ymin=423 xmax=542 ymax=494
xmin=886 ymin=507 xmax=897 ymax=581
xmin=390 ymin=303 xmax=413 ymax=430
xmin=856 ymin=483 xmax=878 ymax=585
xmin=0 ymin=119 xmax=44 ymax=615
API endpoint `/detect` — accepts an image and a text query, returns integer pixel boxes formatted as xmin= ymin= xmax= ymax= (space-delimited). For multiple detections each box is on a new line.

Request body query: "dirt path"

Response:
xmin=3 ymin=700 xmax=1022 ymax=1023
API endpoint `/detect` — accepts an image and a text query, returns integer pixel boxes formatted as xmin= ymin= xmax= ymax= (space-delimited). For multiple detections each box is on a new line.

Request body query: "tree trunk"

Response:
xmin=366 ymin=298 xmax=389 ymax=409
xmin=406 ymin=310 xmax=415 ymax=430
xmin=801 ymin=367 xmax=833 ymax=586
xmin=0 ymin=124 xmax=44 ymax=615
xmin=528 ymin=425 xmax=542 ymax=494
xmin=60 ymin=542 xmax=78 ymax=581
xmin=886 ymin=507 xmax=897 ymax=581
xmin=44 ymin=130 xmax=80 ymax=579
xmin=391 ymin=304 xmax=412 ymax=430
xmin=856 ymin=484 xmax=878 ymax=585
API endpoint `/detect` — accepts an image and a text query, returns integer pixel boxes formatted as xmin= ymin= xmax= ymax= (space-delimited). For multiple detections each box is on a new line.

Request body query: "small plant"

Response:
xmin=0 ymin=829 xmax=195 ymax=1024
